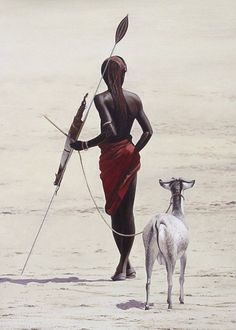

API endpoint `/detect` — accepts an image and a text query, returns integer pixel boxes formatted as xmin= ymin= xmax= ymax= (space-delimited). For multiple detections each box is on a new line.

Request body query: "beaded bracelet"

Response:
xmin=102 ymin=120 xmax=112 ymax=127
xmin=81 ymin=141 xmax=88 ymax=151
xmin=82 ymin=141 xmax=89 ymax=151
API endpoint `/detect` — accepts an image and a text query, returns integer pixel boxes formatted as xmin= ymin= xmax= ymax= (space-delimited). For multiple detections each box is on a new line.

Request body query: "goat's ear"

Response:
xmin=159 ymin=179 xmax=171 ymax=190
xmin=182 ymin=180 xmax=195 ymax=190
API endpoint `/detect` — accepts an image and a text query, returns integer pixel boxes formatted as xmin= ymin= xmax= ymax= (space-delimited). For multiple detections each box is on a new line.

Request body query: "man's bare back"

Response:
xmin=95 ymin=89 xmax=152 ymax=149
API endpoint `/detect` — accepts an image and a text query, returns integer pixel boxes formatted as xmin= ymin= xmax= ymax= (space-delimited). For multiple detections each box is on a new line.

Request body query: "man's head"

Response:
xmin=101 ymin=56 xmax=127 ymax=89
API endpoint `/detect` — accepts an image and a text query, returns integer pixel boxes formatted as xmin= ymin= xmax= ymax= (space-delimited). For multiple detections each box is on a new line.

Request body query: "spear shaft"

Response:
xmin=82 ymin=43 xmax=116 ymax=125
xmin=21 ymin=188 xmax=58 ymax=275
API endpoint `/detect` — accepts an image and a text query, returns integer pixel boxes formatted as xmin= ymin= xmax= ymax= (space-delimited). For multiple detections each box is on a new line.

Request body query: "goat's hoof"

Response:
xmin=145 ymin=305 xmax=150 ymax=310
xmin=168 ymin=304 xmax=172 ymax=309
xmin=179 ymin=296 xmax=184 ymax=304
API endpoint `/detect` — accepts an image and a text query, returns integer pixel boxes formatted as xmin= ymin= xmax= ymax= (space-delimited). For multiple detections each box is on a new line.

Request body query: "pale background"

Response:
xmin=0 ymin=0 xmax=235 ymax=329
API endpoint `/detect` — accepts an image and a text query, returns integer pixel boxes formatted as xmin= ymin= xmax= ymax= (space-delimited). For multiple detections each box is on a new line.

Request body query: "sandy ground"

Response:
xmin=0 ymin=0 xmax=236 ymax=329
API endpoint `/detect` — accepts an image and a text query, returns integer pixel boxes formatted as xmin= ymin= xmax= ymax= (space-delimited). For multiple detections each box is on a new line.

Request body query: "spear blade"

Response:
xmin=115 ymin=14 xmax=129 ymax=44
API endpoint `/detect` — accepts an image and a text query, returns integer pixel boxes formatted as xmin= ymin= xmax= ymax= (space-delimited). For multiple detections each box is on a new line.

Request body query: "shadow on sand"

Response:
xmin=0 ymin=276 xmax=111 ymax=285
xmin=116 ymin=299 xmax=148 ymax=310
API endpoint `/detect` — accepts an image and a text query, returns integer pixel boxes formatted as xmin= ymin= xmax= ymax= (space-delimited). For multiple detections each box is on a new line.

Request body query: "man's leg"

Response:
xmin=111 ymin=175 xmax=137 ymax=279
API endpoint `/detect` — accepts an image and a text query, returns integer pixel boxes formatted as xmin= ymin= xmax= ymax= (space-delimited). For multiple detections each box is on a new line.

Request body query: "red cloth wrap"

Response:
xmin=99 ymin=139 xmax=141 ymax=216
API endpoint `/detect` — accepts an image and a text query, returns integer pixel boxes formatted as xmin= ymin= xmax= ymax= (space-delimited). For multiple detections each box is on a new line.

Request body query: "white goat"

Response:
xmin=143 ymin=178 xmax=195 ymax=310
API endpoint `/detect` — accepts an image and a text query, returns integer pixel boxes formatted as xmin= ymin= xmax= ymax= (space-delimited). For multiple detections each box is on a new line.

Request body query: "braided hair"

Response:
xmin=101 ymin=56 xmax=128 ymax=134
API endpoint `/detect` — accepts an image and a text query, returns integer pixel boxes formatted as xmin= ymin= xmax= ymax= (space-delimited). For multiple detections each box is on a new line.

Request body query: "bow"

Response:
xmin=21 ymin=14 xmax=129 ymax=275
xmin=53 ymin=93 xmax=88 ymax=188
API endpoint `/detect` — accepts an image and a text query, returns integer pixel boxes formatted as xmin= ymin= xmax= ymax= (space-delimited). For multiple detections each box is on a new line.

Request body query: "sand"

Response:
xmin=0 ymin=0 xmax=236 ymax=329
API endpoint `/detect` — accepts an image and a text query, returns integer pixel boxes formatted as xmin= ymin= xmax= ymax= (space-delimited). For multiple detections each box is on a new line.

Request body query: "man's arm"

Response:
xmin=70 ymin=94 xmax=117 ymax=151
xmin=94 ymin=94 xmax=117 ymax=138
xmin=135 ymin=99 xmax=153 ymax=152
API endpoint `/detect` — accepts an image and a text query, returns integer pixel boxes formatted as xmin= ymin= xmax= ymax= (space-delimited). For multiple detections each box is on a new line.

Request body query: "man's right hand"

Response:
xmin=70 ymin=141 xmax=83 ymax=151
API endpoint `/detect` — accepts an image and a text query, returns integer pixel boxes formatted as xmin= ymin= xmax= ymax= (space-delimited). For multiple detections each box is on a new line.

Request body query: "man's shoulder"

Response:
xmin=123 ymin=90 xmax=142 ymax=105
xmin=94 ymin=91 xmax=113 ymax=112
xmin=94 ymin=91 xmax=111 ymax=104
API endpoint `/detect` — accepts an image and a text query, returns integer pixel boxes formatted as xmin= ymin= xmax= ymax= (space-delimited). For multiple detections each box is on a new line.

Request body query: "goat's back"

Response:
xmin=143 ymin=214 xmax=189 ymax=264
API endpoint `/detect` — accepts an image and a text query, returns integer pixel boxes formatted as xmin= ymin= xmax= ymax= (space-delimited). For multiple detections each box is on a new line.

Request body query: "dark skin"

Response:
xmin=71 ymin=88 xmax=153 ymax=278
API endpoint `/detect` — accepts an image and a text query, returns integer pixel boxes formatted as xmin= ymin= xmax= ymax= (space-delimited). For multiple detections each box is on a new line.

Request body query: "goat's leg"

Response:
xmin=179 ymin=252 xmax=187 ymax=304
xmin=166 ymin=261 xmax=175 ymax=309
xmin=144 ymin=248 xmax=156 ymax=310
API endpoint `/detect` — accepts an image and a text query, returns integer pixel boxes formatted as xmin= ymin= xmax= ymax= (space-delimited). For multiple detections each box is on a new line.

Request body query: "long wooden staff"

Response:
xmin=21 ymin=15 xmax=129 ymax=275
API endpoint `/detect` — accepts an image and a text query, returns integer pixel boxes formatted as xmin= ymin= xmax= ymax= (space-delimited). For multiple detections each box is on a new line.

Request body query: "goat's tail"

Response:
xmin=155 ymin=221 xmax=167 ymax=265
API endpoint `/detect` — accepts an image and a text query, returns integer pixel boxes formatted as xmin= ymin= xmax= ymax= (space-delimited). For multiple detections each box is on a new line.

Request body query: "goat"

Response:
xmin=143 ymin=178 xmax=195 ymax=310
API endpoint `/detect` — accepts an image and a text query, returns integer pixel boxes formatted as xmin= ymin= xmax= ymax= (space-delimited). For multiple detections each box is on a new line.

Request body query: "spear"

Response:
xmin=51 ymin=15 xmax=128 ymax=190
xmin=21 ymin=14 xmax=129 ymax=275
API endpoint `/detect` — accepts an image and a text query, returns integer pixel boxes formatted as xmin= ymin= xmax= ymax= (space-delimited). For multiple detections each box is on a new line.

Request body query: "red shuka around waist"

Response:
xmin=99 ymin=139 xmax=141 ymax=216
